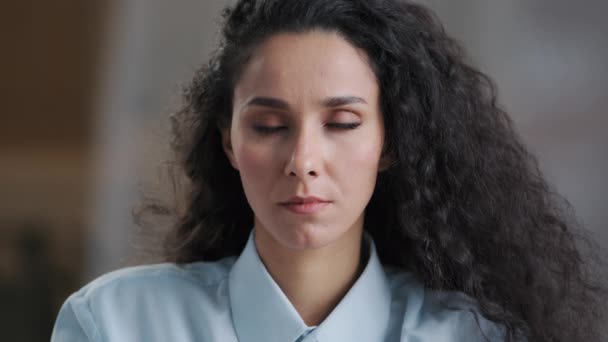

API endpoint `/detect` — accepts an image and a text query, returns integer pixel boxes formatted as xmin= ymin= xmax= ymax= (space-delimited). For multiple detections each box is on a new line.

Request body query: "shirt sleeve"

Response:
xmin=51 ymin=293 xmax=102 ymax=342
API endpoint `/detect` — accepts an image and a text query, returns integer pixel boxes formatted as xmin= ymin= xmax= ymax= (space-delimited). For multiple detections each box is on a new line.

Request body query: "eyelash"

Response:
xmin=253 ymin=123 xmax=361 ymax=134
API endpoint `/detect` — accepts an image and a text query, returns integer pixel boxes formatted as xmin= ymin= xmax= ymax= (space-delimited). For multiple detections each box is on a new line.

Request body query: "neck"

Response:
xmin=254 ymin=225 xmax=365 ymax=326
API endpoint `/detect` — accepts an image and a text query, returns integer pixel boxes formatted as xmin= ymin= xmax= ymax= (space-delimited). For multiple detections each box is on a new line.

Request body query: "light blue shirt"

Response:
xmin=51 ymin=231 xmax=505 ymax=341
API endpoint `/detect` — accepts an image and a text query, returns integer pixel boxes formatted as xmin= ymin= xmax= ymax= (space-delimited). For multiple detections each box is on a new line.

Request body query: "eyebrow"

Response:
xmin=242 ymin=95 xmax=368 ymax=111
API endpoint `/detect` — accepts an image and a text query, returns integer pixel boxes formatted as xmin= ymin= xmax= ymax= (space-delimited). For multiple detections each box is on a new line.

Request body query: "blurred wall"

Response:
xmin=1 ymin=1 xmax=107 ymax=340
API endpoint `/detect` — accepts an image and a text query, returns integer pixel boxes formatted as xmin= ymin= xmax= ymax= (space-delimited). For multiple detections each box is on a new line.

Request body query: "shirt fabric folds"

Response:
xmin=51 ymin=230 xmax=505 ymax=341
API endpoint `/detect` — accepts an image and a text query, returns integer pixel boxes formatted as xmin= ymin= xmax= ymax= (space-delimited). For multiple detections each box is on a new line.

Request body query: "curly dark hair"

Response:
xmin=135 ymin=0 xmax=607 ymax=341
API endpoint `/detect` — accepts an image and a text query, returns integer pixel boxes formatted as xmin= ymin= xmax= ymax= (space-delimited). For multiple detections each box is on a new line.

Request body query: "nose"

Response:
xmin=284 ymin=124 xmax=322 ymax=180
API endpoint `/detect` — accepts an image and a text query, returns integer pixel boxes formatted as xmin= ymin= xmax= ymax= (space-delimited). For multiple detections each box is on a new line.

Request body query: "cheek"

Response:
xmin=235 ymin=143 xmax=276 ymax=192
xmin=336 ymin=135 xmax=383 ymax=192
xmin=342 ymin=130 xmax=383 ymax=170
xmin=352 ymin=144 xmax=382 ymax=175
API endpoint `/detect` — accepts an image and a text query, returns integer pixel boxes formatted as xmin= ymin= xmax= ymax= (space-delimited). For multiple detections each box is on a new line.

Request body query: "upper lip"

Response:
xmin=280 ymin=196 xmax=330 ymax=204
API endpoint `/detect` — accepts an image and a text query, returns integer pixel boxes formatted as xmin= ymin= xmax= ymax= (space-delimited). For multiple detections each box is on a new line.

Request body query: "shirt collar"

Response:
xmin=228 ymin=229 xmax=392 ymax=342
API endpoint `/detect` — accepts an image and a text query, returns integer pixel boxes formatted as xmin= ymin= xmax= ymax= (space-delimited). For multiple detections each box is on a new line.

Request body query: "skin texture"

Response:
xmin=221 ymin=31 xmax=389 ymax=324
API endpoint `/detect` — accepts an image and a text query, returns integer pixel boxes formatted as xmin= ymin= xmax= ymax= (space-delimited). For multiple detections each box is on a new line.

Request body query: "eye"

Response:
xmin=253 ymin=125 xmax=287 ymax=134
xmin=326 ymin=122 xmax=361 ymax=130
xmin=252 ymin=122 xmax=360 ymax=135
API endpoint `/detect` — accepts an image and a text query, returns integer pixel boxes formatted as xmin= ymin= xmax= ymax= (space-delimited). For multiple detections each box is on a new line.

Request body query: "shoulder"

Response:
xmin=68 ymin=257 xmax=238 ymax=313
xmin=384 ymin=266 xmax=506 ymax=342
xmin=76 ymin=257 xmax=236 ymax=299
xmin=51 ymin=257 xmax=237 ymax=342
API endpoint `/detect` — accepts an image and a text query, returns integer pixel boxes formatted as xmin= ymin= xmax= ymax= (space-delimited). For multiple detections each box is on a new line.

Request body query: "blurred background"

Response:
xmin=1 ymin=0 xmax=606 ymax=340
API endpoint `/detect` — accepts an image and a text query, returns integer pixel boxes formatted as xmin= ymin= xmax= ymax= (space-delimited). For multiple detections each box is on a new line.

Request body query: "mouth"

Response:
xmin=279 ymin=201 xmax=331 ymax=214
xmin=278 ymin=195 xmax=332 ymax=214
xmin=279 ymin=195 xmax=330 ymax=205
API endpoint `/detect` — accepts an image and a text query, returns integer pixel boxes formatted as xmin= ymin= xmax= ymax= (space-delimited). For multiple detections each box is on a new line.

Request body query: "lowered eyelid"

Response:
xmin=255 ymin=118 xmax=284 ymax=126
xmin=245 ymin=108 xmax=361 ymax=124
xmin=330 ymin=110 xmax=361 ymax=122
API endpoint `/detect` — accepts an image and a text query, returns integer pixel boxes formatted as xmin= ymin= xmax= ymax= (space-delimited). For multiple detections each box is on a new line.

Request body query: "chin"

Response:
xmin=266 ymin=221 xmax=343 ymax=251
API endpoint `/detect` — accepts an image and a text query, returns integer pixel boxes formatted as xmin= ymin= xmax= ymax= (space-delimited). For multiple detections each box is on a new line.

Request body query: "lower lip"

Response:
xmin=280 ymin=201 xmax=331 ymax=214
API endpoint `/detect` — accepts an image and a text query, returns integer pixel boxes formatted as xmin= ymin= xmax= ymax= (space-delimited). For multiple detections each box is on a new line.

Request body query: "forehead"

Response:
xmin=234 ymin=30 xmax=379 ymax=105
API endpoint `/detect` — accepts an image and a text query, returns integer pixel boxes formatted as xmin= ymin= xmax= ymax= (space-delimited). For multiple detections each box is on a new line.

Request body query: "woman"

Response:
xmin=51 ymin=0 xmax=606 ymax=341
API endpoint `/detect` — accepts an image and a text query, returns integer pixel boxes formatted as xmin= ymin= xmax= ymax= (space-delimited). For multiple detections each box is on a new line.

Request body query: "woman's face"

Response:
xmin=222 ymin=31 xmax=387 ymax=251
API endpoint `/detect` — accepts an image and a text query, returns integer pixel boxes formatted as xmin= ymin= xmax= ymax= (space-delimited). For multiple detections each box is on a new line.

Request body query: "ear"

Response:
xmin=219 ymin=125 xmax=239 ymax=171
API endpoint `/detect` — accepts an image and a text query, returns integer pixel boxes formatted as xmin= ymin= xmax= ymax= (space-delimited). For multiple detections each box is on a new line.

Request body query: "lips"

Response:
xmin=278 ymin=196 xmax=332 ymax=214
xmin=280 ymin=196 xmax=330 ymax=205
